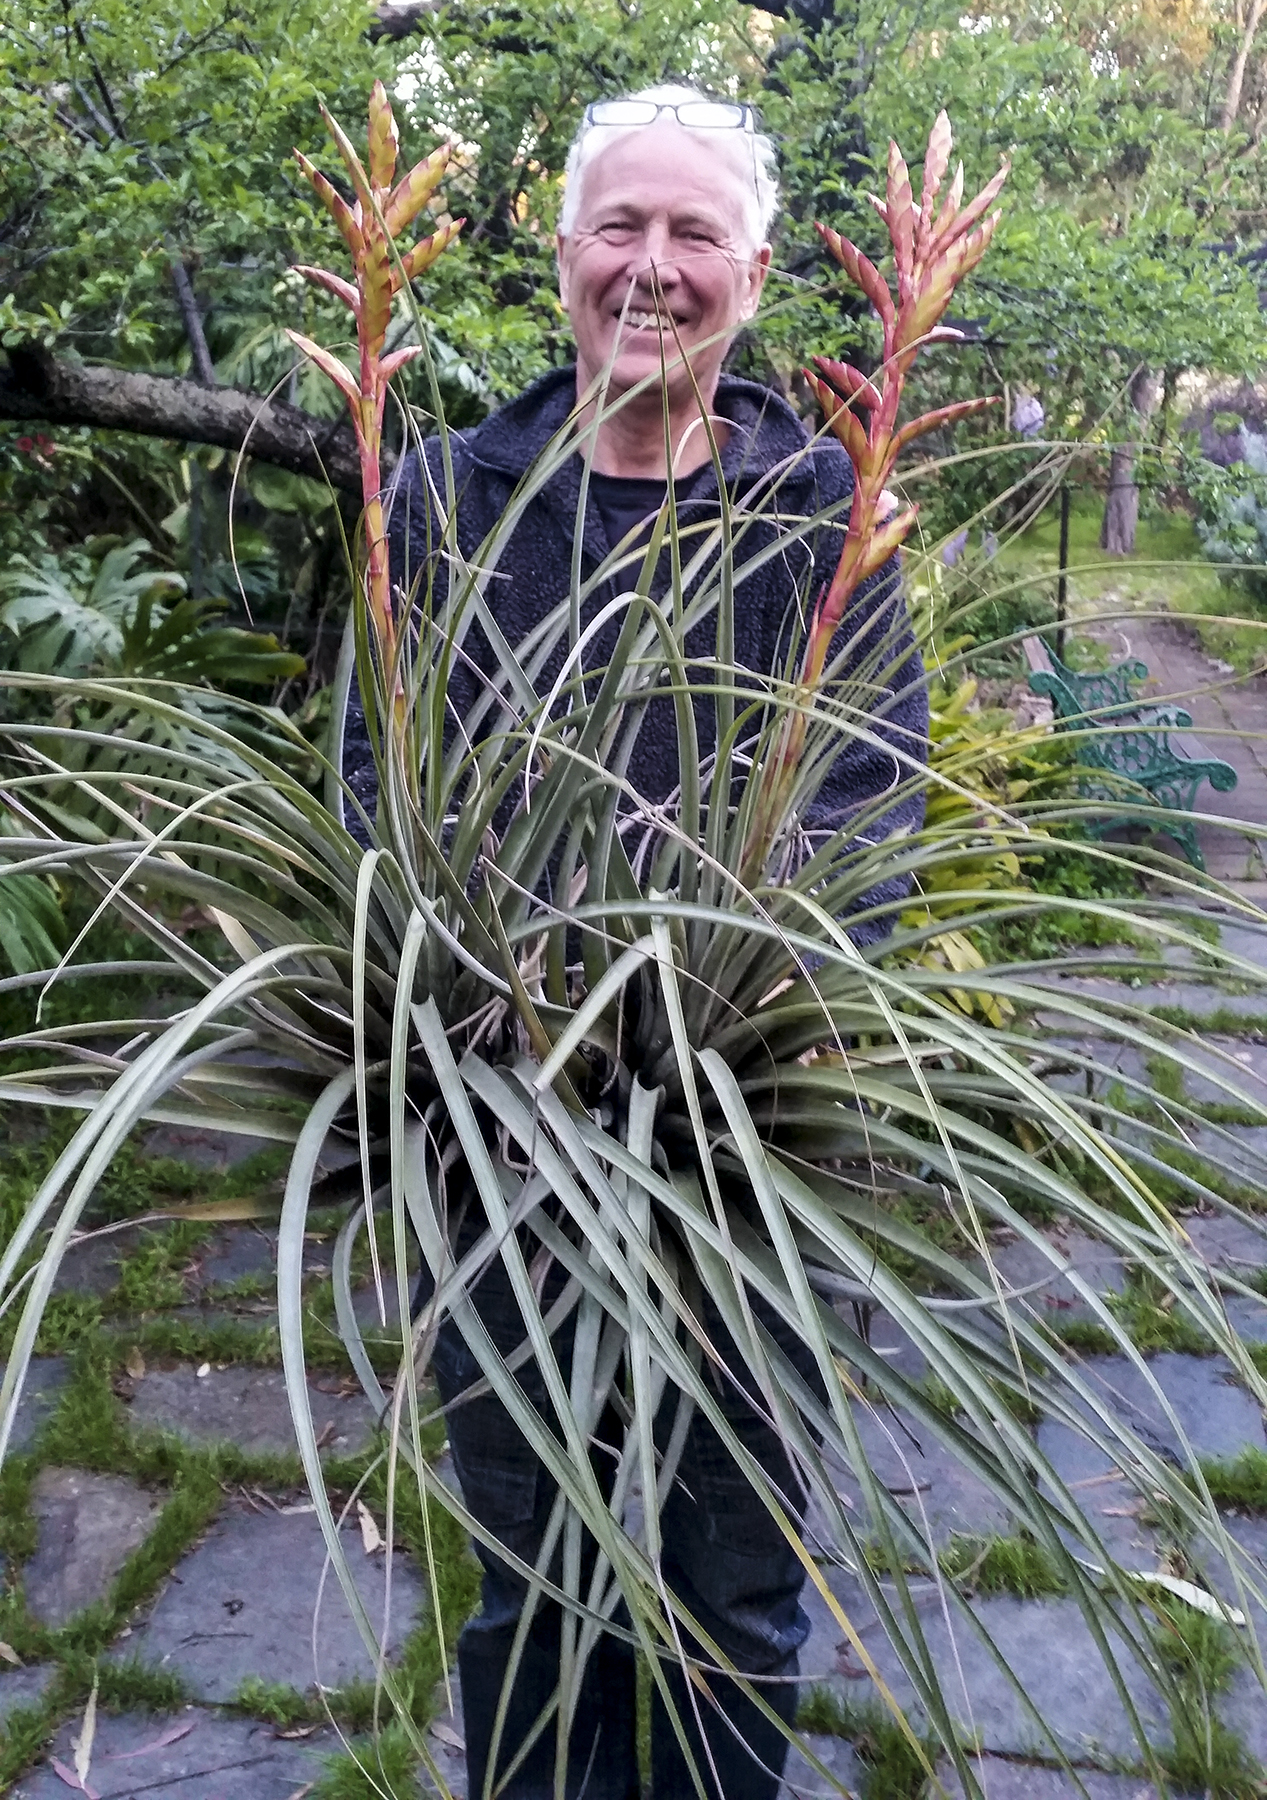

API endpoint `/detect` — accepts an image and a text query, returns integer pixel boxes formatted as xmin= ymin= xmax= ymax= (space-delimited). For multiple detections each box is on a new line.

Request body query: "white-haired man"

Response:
xmin=346 ymin=82 xmax=927 ymax=1800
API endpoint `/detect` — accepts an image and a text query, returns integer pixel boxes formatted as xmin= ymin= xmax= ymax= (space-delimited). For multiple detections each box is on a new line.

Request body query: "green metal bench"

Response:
xmin=1025 ymin=640 xmax=1238 ymax=872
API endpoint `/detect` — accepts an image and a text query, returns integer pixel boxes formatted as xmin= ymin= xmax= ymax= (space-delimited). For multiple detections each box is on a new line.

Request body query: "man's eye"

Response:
xmin=597 ymin=220 xmax=636 ymax=239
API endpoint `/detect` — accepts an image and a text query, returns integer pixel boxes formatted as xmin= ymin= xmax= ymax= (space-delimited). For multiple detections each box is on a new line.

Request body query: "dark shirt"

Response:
xmin=343 ymin=366 xmax=928 ymax=945
xmin=586 ymin=468 xmax=707 ymax=552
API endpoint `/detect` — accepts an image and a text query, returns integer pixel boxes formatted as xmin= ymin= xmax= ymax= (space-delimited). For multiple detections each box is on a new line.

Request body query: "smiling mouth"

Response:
xmin=623 ymin=310 xmax=683 ymax=333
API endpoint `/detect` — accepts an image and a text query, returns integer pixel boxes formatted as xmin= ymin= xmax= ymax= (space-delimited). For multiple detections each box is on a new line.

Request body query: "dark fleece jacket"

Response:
xmin=342 ymin=365 xmax=928 ymax=944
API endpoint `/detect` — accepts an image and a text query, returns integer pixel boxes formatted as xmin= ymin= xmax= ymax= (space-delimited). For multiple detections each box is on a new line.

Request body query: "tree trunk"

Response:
xmin=1222 ymin=0 xmax=1267 ymax=131
xmin=169 ymin=257 xmax=218 ymax=390
xmin=0 ymin=349 xmax=367 ymax=494
xmin=1100 ymin=366 xmax=1156 ymax=556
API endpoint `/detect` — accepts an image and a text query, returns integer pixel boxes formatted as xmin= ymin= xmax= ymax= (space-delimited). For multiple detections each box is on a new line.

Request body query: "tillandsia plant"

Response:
xmin=3 ymin=90 xmax=1267 ymax=1800
xmin=288 ymin=80 xmax=462 ymax=678
xmin=741 ymin=113 xmax=1006 ymax=881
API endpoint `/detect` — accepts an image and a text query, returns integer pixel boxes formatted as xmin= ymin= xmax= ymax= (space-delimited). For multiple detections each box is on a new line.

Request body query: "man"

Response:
xmin=345 ymin=84 xmax=927 ymax=1799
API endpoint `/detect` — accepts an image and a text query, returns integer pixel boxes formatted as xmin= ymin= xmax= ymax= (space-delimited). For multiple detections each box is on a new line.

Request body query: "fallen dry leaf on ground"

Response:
xmin=357 ymin=1500 xmax=383 ymax=1554
xmin=50 ymin=1756 xmax=98 ymax=1797
xmin=73 ymin=1678 xmax=97 ymax=1788
xmin=105 ymin=1719 xmax=195 ymax=1760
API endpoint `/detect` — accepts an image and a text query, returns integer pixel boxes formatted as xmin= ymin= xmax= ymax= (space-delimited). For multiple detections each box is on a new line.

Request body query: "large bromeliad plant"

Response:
xmin=3 ymin=87 xmax=1267 ymax=1800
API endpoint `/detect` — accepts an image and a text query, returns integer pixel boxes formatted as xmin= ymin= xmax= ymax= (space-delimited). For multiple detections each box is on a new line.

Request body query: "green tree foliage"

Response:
xmin=4 ymin=0 xmax=1267 ymax=592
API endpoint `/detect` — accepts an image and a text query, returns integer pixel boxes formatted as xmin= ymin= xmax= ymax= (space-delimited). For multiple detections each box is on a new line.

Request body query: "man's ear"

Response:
xmin=740 ymin=243 xmax=773 ymax=322
xmin=556 ymin=231 xmax=571 ymax=308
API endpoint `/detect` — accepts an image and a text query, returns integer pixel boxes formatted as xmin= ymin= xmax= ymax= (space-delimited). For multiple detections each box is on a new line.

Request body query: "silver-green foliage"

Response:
xmin=2 ymin=380 xmax=1267 ymax=1798
xmin=0 ymin=813 xmax=63 ymax=977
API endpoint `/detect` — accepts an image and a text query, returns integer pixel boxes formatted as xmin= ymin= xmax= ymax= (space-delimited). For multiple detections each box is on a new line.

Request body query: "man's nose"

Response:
xmin=630 ymin=220 xmax=682 ymax=284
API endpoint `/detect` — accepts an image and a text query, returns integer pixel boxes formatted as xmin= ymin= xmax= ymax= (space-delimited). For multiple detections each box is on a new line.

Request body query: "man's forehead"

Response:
xmin=577 ymin=127 xmax=751 ymax=225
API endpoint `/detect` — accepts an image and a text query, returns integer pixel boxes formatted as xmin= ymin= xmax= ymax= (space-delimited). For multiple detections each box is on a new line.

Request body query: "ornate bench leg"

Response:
xmin=1170 ymin=819 xmax=1205 ymax=873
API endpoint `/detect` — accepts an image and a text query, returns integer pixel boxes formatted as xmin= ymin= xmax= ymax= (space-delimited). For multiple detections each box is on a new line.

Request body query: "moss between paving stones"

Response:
xmin=10 ymin=1046 xmax=1267 ymax=1792
xmin=0 ymin=1290 xmax=479 ymax=1792
xmin=939 ymin=1533 xmax=1069 ymax=1601
xmin=1150 ymin=1599 xmax=1264 ymax=1797
xmin=0 ymin=1122 xmax=480 ymax=1792
xmin=796 ymin=1685 xmax=934 ymax=1800
xmin=1198 ymin=1446 xmax=1267 ymax=1514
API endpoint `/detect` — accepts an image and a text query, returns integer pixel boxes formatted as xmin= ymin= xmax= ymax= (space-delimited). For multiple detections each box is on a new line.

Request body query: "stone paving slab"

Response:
xmin=799 ymin=1575 xmax=1171 ymax=1766
xmin=188 ymin=1223 xmax=338 ymax=1292
xmin=0 ymin=1663 xmax=57 ymax=1733
xmin=196 ymin=1226 xmax=278 ymax=1290
xmin=0 ymin=1357 xmax=69 ymax=1453
xmin=1182 ymin=1209 xmax=1267 ymax=1272
xmin=141 ymin=1124 xmax=282 ymax=1170
xmin=1035 ymin=1353 xmax=1265 ymax=1567
xmin=1037 ymin=979 xmax=1267 ymax=1022
xmin=1224 ymin=1293 xmax=1267 ymax=1341
xmin=1035 ymin=1426 xmax=1160 ymax=1564
xmin=817 ymin=1400 xmax=1017 ymax=1551
xmin=418 ymin=1677 xmax=467 ymax=1797
xmin=1050 ymin=1354 xmax=1266 ymax=1464
xmin=50 ymin=1228 xmax=143 ymax=1298
xmin=1169 ymin=1037 xmax=1267 ymax=1111
xmin=9 ymin=1705 xmax=336 ymax=1798
xmin=126 ymin=1362 xmax=378 ymax=1458
xmin=972 ymin=1227 xmax=1126 ymax=1324
xmin=1186 ymin=1122 xmax=1267 ymax=1185
xmin=1191 ymin=1513 xmax=1267 ymax=1665
xmin=935 ymin=1755 xmax=1172 ymax=1797
xmin=118 ymin=1502 xmax=426 ymax=1701
xmin=1219 ymin=1663 xmax=1267 ymax=1764
xmin=852 ymin=1308 xmax=931 ymax=1385
xmin=802 ymin=1584 xmax=1166 ymax=1764
xmin=778 ymin=1731 xmax=866 ymax=1798
xmin=24 ymin=1467 xmax=163 ymax=1627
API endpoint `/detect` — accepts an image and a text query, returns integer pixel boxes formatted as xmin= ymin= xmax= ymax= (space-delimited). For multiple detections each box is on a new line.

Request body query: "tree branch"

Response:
xmin=367 ymin=0 xmax=836 ymax=35
xmin=369 ymin=0 xmax=441 ymax=39
xmin=1223 ymin=0 xmax=1267 ymax=131
xmin=0 ymin=350 xmax=370 ymax=493
xmin=169 ymin=257 xmax=218 ymax=388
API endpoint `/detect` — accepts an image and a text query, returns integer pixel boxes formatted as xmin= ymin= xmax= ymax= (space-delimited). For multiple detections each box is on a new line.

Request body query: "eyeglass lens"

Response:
xmin=588 ymin=100 xmax=749 ymax=130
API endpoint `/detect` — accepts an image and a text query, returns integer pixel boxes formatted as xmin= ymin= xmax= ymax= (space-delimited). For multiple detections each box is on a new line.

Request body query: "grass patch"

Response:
xmin=795 ymin=1685 xmax=933 ymax=1800
xmin=1106 ymin=1276 xmax=1213 ymax=1357
xmin=1147 ymin=1006 xmax=1267 ymax=1041
xmin=234 ymin=1675 xmax=318 ymax=1726
xmin=110 ymin=1223 xmax=212 ymax=1315
xmin=1149 ymin=1598 xmax=1261 ymax=1796
xmin=0 ymin=1453 xmax=39 ymax=1567
xmin=312 ymin=1718 xmax=421 ymax=1800
xmin=1199 ymin=1446 xmax=1267 ymax=1514
xmin=1052 ymin=1319 xmax=1121 ymax=1356
xmin=939 ymin=1533 xmax=1067 ymax=1599
xmin=0 ymin=1698 xmax=59 ymax=1791
xmin=71 ymin=1653 xmax=191 ymax=1713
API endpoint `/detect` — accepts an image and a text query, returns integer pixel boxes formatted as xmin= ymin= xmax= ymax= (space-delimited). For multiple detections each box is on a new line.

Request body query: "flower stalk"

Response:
xmin=741 ymin=113 xmax=1008 ymax=882
xmin=286 ymin=81 xmax=462 ymax=673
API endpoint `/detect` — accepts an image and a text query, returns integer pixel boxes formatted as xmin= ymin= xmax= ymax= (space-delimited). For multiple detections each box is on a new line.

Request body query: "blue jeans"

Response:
xmin=420 ymin=1213 xmax=813 ymax=1800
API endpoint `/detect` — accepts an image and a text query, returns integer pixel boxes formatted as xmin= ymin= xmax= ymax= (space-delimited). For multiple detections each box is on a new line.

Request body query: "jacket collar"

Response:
xmin=457 ymin=364 xmax=819 ymax=560
xmin=462 ymin=365 xmax=812 ymax=488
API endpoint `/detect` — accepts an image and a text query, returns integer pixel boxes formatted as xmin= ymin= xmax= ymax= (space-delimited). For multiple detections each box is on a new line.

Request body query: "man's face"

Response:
xmin=557 ymin=122 xmax=770 ymax=406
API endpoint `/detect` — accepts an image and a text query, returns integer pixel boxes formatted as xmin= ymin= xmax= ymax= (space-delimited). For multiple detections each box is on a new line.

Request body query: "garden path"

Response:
xmin=8 ymin=612 xmax=1267 ymax=1792
xmin=10 ymin=1103 xmax=1267 ymax=1797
